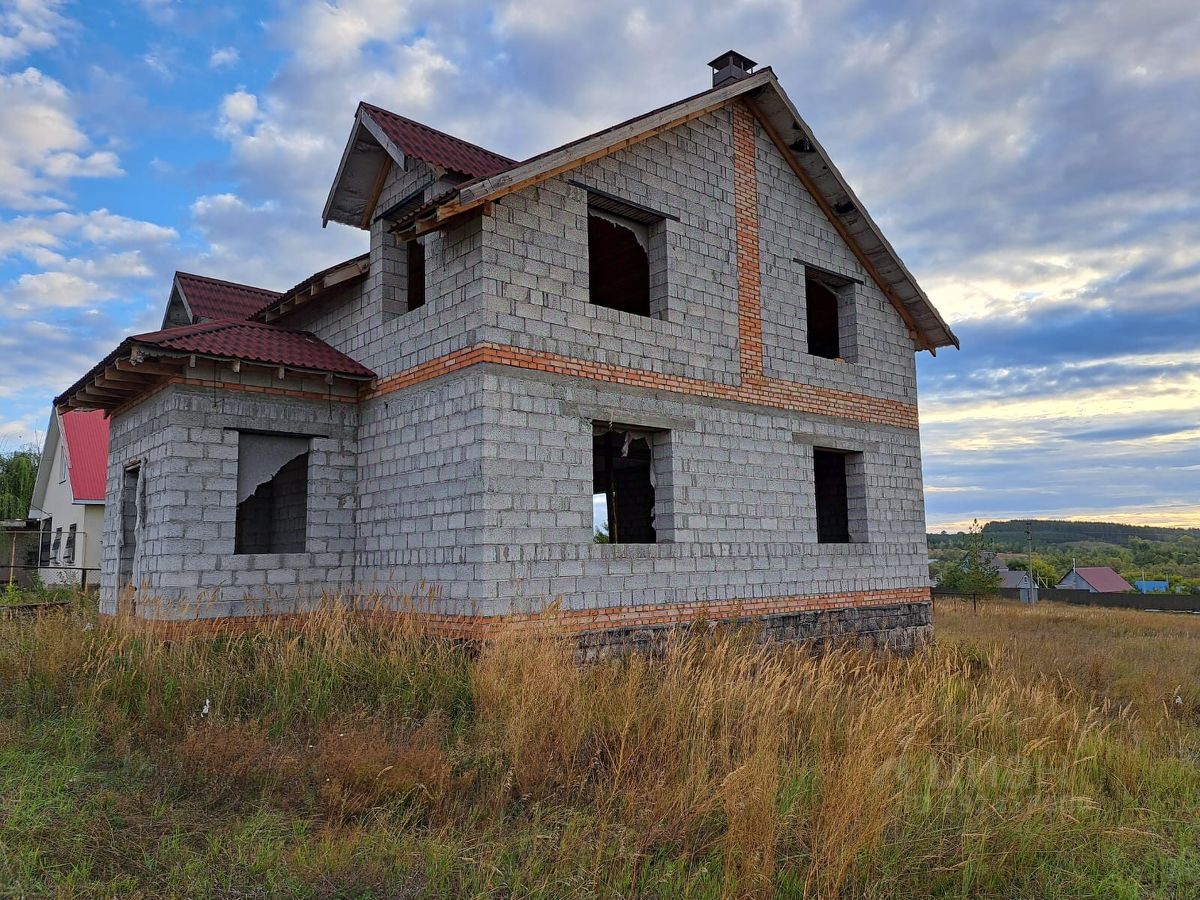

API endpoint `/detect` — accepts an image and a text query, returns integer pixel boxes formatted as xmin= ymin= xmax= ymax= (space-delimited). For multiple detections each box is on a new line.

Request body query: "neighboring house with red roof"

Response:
xmin=1057 ymin=565 xmax=1134 ymax=593
xmin=29 ymin=409 xmax=110 ymax=585
xmin=54 ymin=52 xmax=957 ymax=649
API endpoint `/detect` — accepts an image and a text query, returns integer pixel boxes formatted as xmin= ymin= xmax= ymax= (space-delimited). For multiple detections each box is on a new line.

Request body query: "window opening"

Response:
xmin=814 ymin=449 xmax=851 ymax=543
xmin=588 ymin=210 xmax=651 ymax=317
xmin=592 ymin=427 xmax=657 ymax=543
xmin=806 ymin=272 xmax=841 ymax=359
xmin=235 ymin=433 xmax=310 ymax=554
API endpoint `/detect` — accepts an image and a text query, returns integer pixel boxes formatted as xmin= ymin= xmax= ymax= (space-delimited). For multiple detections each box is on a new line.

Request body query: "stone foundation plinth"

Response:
xmin=576 ymin=601 xmax=932 ymax=659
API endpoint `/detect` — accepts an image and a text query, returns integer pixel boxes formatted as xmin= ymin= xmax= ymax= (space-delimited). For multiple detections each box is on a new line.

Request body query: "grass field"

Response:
xmin=2 ymin=596 xmax=1199 ymax=898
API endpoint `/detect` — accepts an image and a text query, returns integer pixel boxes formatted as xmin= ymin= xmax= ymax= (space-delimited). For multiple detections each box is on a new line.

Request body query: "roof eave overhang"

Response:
xmin=747 ymin=74 xmax=958 ymax=352
xmin=441 ymin=70 xmax=776 ymax=217
xmin=257 ymin=255 xmax=370 ymax=322
xmin=54 ymin=339 xmax=375 ymax=416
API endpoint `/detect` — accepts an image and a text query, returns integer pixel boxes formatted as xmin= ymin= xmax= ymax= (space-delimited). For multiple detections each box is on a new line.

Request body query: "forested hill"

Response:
xmin=929 ymin=519 xmax=1200 ymax=551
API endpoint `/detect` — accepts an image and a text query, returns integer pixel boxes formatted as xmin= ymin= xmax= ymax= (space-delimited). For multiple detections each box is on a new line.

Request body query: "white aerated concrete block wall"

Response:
xmin=101 ymin=378 xmax=359 ymax=618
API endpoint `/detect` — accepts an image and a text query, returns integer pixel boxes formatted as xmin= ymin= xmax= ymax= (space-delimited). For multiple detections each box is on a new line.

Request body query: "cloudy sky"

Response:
xmin=0 ymin=0 xmax=1196 ymax=530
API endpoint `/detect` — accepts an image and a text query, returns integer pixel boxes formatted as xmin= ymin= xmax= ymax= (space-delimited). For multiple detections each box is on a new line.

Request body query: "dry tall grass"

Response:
xmin=2 ymin=595 xmax=1199 ymax=897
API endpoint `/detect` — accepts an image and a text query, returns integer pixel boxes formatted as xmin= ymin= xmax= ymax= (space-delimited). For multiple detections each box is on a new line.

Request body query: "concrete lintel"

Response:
xmin=559 ymin=400 xmax=696 ymax=433
xmin=791 ymin=431 xmax=882 ymax=454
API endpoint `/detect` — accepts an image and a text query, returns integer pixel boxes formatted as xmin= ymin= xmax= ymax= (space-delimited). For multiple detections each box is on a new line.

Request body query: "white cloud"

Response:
xmin=186 ymin=192 xmax=362 ymax=290
xmin=209 ymin=46 xmax=239 ymax=69
xmin=1 ymin=251 xmax=157 ymax=311
xmin=216 ymin=88 xmax=259 ymax=137
xmin=136 ymin=0 xmax=176 ymax=26
xmin=272 ymin=0 xmax=412 ymax=71
xmin=0 ymin=209 xmax=177 ymax=261
xmin=0 ymin=67 xmax=124 ymax=209
xmin=0 ymin=0 xmax=68 ymax=62
xmin=3 ymin=270 xmax=108 ymax=311
xmin=141 ymin=46 xmax=175 ymax=82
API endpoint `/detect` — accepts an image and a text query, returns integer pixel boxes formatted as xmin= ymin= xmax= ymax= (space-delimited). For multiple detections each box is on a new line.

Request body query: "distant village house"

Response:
xmin=28 ymin=409 xmax=110 ymax=587
xmin=1056 ymin=565 xmax=1133 ymax=593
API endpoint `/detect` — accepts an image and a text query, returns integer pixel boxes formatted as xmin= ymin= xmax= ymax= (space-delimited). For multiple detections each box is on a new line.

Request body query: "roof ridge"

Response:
xmin=436 ymin=75 xmax=752 ymax=202
xmin=175 ymin=270 xmax=283 ymax=297
xmin=359 ymin=101 xmax=517 ymax=166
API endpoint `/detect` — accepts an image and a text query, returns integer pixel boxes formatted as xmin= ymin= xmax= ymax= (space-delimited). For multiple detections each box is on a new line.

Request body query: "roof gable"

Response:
xmin=390 ymin=69 xmax=957 ymax=352
xmin=323 ymin=102 xmax=516 ymax=229
xmin=173 ymin=272 xmax=282 ymax=323
xmin=28 ymin=409 xmax=59 ymax=514
xmin=361 ymin=103 xmax=515 ymax=179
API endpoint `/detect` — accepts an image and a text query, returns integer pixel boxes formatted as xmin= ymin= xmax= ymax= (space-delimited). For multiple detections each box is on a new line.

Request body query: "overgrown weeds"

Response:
xmin=1 ymin=594 xmax=1199 ymax=897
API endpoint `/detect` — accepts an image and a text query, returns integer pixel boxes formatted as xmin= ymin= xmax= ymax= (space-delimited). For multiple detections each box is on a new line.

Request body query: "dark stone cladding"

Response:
xmin=575 ymin=601 xmax=932 ymax=660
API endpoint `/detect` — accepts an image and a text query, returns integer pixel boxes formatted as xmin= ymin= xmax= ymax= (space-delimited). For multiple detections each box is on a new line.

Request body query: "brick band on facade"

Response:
xmin=370 ymin=342 xmax=921 ymax=430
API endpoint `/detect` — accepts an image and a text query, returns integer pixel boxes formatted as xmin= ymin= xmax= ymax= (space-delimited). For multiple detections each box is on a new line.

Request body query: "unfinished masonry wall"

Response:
xmin=468 ymin=366 xmax=928 ymax=616
xmin=474 ymin=106 xmax=919 ymax=406
xmin=115 ymin=98 xmax=935 ymax=641
xmin=353 ymin=368 xmax=491 ymax=605
xmin=100 ymin=374 xmax=358 ymax=618
xmin=284 ymin=161 xmax=487 ymax=383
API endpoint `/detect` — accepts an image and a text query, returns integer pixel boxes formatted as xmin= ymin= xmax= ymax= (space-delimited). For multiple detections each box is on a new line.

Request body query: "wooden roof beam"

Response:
xmin=115 ymin=357 xmax=184 ymax=377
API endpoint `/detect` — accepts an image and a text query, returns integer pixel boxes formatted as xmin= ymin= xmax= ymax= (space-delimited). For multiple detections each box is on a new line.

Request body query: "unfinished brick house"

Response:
xmin=56 ymin=53 xmax=957 ymax=648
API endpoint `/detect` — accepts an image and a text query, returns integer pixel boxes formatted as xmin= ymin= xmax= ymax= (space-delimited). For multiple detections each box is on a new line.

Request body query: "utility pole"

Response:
xmin=1026 ymin=521 xmax=1038 ymax=604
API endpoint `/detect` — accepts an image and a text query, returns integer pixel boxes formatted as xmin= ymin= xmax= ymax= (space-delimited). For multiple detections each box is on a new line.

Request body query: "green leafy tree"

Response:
xmin=0 ymin=446 xmax=38 ymax=520
xmin=939 ymin=520 xmax=1002 ymax=597
xmin=1006 ymin=556 xmax=1057 ymax=586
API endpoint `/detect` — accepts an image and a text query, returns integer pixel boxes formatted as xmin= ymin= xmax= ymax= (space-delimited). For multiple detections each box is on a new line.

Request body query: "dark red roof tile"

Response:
xmin=253 ymin=252 xmax=370 ymax=319
xmin=176 ymin=272 xmax=282 ymax=322
xmin=131 ymin=320 xmax=374 ymax=378
xmin=360 ymin=102 xmax=516 ymax=179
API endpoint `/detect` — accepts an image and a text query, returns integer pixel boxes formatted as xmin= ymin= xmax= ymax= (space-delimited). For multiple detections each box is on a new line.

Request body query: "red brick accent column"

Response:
xmin=732 ymin=101 xmax=765 ymax=380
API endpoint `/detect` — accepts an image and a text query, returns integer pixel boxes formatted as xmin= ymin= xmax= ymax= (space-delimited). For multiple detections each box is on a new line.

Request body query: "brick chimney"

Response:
xmin=708 ymin=50 xmax=757 ymax=88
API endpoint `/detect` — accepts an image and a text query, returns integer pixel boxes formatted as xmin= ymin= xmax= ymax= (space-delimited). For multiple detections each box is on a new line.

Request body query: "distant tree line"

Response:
xmin=930 ymin=519 xmax=1200 ymax=551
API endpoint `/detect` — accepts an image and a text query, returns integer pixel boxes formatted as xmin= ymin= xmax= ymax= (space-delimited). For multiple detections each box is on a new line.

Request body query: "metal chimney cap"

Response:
xmin=708 ymin=50 xmax=758 ymax=72
xmin=708 ymin=50 xmax=758 ymax=87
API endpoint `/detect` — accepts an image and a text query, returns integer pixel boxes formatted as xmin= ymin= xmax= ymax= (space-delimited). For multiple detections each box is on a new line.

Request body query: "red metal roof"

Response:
xmin=253 ymin=252 xmax=370 ymax=319
xmin=1075 ymin=567 xmax=1134 ymax=593
xmin=59 ymin=409 xmax=109 ymax=502
xmin=130 ymin=319 xmax=374 ymax=378
xmin=360 ymin=102 xmax=516 ymax=179
xmin=175 ymin=272 xmax=282 ymax=322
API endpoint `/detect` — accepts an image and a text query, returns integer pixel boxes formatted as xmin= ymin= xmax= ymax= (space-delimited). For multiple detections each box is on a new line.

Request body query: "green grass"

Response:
xmin=2 ymin=596 xmax=1199 ymax=897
